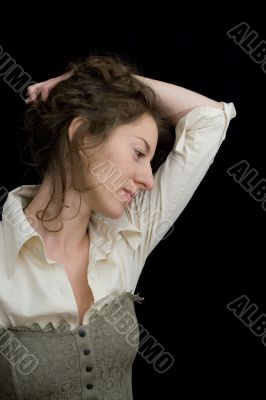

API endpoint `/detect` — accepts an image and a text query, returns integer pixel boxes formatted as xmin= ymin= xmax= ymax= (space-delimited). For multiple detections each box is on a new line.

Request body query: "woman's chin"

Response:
xmin=101 ymin=200 xmax=127 ymax=219
xmin=111 ymin=206 xmax=127 ymax=219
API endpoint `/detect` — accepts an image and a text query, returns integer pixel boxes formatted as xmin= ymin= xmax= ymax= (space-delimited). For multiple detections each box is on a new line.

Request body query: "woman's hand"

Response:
xmin=25 ymin=72 xmax=72 ymax=104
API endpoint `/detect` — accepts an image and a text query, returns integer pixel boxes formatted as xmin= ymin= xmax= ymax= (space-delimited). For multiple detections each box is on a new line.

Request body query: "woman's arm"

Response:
xmin=26 ymin=72 xmax=223 ymax=125
xmin=133 ymin=74 xmax=224 ymax=125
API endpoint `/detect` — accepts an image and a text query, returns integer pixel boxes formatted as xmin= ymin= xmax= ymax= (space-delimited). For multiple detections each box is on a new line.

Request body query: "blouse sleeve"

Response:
xmin=127 ymin=101 xmax=237 ymax=266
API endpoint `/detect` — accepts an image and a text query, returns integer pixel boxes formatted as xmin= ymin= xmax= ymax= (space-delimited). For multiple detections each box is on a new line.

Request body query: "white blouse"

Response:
xmin=0 ymin=102 xmax=236 ymax=330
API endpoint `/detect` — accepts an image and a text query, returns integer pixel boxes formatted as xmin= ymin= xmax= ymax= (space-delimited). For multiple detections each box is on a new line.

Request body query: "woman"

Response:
xmin=0 ymin=52 xmax=236 ymax=399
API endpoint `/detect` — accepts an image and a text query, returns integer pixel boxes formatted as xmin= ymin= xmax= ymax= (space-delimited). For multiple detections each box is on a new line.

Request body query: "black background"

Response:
xmin=1 ymin=1 xmax=265 ymax=398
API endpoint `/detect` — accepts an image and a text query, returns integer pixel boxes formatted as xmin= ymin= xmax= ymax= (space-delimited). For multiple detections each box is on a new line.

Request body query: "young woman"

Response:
xmin=0 ymin=53 xmax=236 ymax=399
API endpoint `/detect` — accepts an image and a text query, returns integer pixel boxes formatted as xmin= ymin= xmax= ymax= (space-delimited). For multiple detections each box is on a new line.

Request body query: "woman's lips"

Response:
xmin=121 ymin=189 xmax=133 ymax=203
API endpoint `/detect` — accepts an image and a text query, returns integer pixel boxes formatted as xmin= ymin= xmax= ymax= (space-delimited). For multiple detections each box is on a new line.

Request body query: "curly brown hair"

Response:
xmin=21 ymin=51 xmax=175 ymax=232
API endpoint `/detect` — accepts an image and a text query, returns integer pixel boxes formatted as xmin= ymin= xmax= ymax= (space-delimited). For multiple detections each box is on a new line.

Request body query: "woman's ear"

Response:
xmin=68 ymin=117 xmax=86 ymax=143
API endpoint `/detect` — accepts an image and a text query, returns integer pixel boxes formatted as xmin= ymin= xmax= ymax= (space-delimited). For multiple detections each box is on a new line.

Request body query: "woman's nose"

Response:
xmin=137 ymin=164 xmax=154 ymax=191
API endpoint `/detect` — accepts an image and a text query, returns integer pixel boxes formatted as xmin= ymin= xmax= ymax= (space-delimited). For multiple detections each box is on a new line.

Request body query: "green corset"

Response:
xmin=0 ymin=292 xmax=144 ymax=400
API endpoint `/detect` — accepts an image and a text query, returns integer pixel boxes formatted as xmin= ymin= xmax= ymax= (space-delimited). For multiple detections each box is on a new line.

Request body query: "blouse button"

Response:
xmin=84 ymin=348 xmax=90 ymax=355
xmin=86 ymin=365 xmax=93 ymax=372
xmin=87 ymin=383 xmax=93 ymax=390
xmin=79 ymin=329 xmax=86 ymax=337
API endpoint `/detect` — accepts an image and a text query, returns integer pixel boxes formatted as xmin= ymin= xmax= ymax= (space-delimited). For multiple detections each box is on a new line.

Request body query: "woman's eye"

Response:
xmin=134 ymin=150 xmax=145 ymax=158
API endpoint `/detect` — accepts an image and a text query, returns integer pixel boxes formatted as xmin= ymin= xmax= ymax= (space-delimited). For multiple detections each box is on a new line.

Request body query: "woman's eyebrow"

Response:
xmin=134 ymin=136 xmax=151 ymax=153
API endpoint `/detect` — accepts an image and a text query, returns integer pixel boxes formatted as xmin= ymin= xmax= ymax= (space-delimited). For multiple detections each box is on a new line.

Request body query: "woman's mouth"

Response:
xmin=120 ymin=189 xmax=133 ymax=203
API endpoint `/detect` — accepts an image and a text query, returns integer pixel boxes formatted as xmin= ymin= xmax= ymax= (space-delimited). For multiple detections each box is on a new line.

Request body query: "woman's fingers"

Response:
xmin=25 ymin=79 xmax=54 ymax=104
xmin=25 ymin=73 xmax=73 ymax=104
xmin=25 ymin=83 xmax=42 ymax=104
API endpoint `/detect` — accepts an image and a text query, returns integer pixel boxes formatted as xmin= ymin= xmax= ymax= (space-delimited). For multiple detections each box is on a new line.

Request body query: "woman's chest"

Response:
xmin=1 ymin=243 xmax=131 ymax=328
xmin=63 ymin=256 xmax=94 ymax=325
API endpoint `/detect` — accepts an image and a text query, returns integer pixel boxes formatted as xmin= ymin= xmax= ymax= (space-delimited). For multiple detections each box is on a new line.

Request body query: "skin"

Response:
xmin=23 ymin=112 xmax=158 ymax=259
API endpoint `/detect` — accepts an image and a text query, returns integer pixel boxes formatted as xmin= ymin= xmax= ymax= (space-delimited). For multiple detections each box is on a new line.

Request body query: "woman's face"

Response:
xmin=85 ymin=113 xmax=158 ymax=219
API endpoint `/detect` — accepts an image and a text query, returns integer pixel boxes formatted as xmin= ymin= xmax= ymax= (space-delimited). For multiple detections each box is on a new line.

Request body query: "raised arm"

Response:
xmin=133 ymin=74 xmax=224 ymax=125
xmin=26 ymin=72 xmax=223 ymax=121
